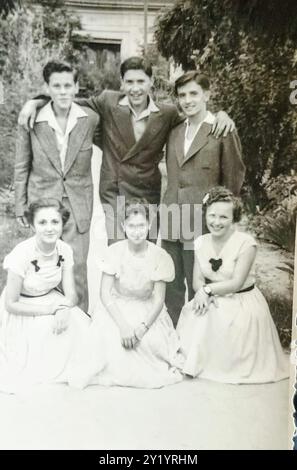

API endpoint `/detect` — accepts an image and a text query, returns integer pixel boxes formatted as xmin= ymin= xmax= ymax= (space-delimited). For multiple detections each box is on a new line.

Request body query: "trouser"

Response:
xmin=61 ymin=197 xmax=90 ymax=313
xmin=161 ymin=239 xmax=195 ymax=328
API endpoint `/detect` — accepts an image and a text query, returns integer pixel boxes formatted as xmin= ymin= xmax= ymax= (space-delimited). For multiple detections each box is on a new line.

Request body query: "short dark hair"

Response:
xmin=124 ymin=198 xmax=150 ymax=222
xmin=24 ymin=198 xmax=70 ymax=226
xmin=120 ymin=56 xmax=153 ymax=79
xmin=202 ymin=186 xmax=243 ymax=223
xmin=43 ymin=60 xmax=78 ymax=84
xmin=174 ymin=71 xmax=210 ymax=96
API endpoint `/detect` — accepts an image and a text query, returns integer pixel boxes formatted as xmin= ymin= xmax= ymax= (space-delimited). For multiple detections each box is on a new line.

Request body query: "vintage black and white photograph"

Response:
xmin=0 ymin=0 xmax=296 ymax=451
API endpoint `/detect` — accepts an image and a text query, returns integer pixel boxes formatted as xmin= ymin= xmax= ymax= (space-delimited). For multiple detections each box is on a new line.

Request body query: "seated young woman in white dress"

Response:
xmin=0 ymin=198 xmax=92 ymax=393
xmin=80 ymin=199 xmax=183 ymax=389
xmin=177 ymin=186 xmax=289 ymax=384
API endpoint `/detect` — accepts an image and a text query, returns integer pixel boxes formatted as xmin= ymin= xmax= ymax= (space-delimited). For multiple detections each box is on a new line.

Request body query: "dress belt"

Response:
xmin=204 ymin=278 xmax=255 ymax=294
xmin=20 ymin=291 xmax=52 ymax=298
xmin=20 ymin=287 xmax=62 ymax=298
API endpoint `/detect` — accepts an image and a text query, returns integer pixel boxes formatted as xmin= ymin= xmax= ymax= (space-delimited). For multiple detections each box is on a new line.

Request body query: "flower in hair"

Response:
xmin=202 ymin=193 xmax=210 ymax=205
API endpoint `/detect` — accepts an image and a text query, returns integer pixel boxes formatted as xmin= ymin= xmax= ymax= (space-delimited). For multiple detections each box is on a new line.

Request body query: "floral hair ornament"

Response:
xmin=202 ymin=193 xmax=210 ymax=205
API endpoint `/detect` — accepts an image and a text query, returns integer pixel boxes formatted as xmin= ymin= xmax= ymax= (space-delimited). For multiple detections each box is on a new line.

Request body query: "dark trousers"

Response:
xmin=162 ymin=239 xmax=195 ymax=327
xmin=61 ymin=197 xmax=90 ymax=313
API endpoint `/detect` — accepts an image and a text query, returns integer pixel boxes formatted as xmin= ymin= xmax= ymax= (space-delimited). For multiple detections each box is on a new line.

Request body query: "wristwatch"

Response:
xmin=202 ymin=284 xmax=213 ymax=296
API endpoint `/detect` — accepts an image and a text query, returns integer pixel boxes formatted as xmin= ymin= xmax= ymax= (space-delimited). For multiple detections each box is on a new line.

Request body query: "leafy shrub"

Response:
xmin=261 ymin=200 xmax=296 ymax=252
xmin=267 ymin=295 xmax=293 ymax=349
xmin=277 ymin=260 xmax=295 ymax=277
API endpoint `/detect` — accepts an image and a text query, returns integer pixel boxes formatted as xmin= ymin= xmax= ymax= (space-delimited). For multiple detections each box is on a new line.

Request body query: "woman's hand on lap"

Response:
xmin=52 ymin=307 xmax=71 ymax=335
xmin=193 ymin=288 xmax=209 ymax=315
xmin=119 ymin=322 xmax=137 ymax=349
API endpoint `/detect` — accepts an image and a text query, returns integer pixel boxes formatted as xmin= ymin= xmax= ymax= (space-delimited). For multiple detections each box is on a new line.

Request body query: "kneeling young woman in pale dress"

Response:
xmin=177 ymin=187 xmax=289 ymax=384
xmin=0 ymin=199 xmax=91 ymax=393
xmin=78 ymin=199 xmax=183 ymax=389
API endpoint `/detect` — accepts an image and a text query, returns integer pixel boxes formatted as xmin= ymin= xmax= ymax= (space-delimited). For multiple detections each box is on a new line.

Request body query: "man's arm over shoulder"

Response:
xmin=81 ymin=106 xmax=100 ymax=127
xmin=14 ymin=125 xmax=32 ymax=217
xmin=76 ymin=89 xmax=120 ymax=117
xmin=160 ymin=102 xmax=184 ymax=130
xmin=221 ymin=130 xmax=246 ymax=195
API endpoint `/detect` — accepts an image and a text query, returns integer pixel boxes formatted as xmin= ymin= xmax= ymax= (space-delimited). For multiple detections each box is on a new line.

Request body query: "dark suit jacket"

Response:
xmin=78 ymin=90 xmax=181 ymax=208
xmin=162 ymin=120 xmax=246 ymax=242
xmin=15 ymin=106 xmax=99 ymax=233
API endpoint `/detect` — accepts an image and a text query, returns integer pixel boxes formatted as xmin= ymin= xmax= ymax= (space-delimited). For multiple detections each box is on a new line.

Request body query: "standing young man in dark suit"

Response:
xmin=161 ymin=71 xmax=246 ymax=326
xmin=18 ymin=57 xmax=235 ymax=245
xmin=15 ymin=61 xmax=99 ymax=312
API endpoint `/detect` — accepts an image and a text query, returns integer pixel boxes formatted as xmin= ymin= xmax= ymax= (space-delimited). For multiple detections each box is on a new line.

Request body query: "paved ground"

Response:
xmin=0 ymin=377 xmax=290 ymax=450
xmin=0 ymin=148 xmax=292 ymax=450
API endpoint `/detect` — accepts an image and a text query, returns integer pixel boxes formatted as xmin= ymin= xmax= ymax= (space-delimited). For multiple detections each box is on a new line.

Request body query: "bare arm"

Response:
xmin=193 ymin=245 xmax=256 ymax=314
xmin=192 ymin=253 xmax=206 ymax=293
xmin=52 ymin=267 xmax=78 ymax=335
xmin=5 ymin=271 xmax=58 ymax=316
xmin=61 ymin=267 xmax=78 ymax=307
xmin=134 ymin=281 xmax=166 ymax=341
xmin=100 ymin=272 xmax=137 ymax=349
xmin=206 ymin=246 xmax=257 ymax=296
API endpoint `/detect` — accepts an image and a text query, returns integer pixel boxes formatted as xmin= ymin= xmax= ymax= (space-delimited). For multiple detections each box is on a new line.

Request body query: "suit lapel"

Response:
xmin=113 ymin=105 xmax=136 ymax=153
xmin=174 ymin=123 xmax=186 ymax=168
xmin=121 ymin=111 xmax=164 ymax=162
xmin=182 ymin=123 xmax=210 ymax=165
xmin=34 ymin=123 xmax=62 ymax=175
xmin=64 ymin=117 xmax=89 ymax=174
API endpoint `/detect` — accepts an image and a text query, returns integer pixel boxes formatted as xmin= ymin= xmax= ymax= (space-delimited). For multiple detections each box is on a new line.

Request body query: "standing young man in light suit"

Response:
xmin=162 ymin=71 xmax=246 ymax=326
xmin=15 ymin=61 xmax=99 ymax=312
xmin=18 ymin=57 xmax=235 ymax=245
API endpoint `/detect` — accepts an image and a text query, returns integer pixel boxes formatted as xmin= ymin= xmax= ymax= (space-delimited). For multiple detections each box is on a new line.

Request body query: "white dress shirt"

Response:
xmin=118 ymin=95 xmax=159 ymax=142
xmin=184 ymin=110 xmax=215 ymax=156
xmin=35 ymin=101 xmax=87 ymax=172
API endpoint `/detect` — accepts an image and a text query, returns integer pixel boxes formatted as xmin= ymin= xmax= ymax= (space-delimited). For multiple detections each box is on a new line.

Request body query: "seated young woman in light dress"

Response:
xmin=77 ymin=199 xmax=183 ymax=389
xmin=177 ymin=186 xmax=289 ymax=384
xmin=0 ymin=199 xmax=92 ymax=393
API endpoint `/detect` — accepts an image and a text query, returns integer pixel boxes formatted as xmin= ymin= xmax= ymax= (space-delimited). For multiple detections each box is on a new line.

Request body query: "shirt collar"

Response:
xmin=36 ymin=101 xmax=87 ymax=125
xmin=185 ymin=110 xmax=215 ymax=128
xmin=118 ymin=95 xmax=159 ymax=116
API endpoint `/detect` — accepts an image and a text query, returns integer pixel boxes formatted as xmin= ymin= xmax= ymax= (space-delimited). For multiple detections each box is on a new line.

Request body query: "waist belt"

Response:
xmin=20 ymin=286 xmax=62 ymax=298
xmin=20 ymin=291 xmax=51 ymax=298
xmin=205 ymin=278 xmax=255 ymax=294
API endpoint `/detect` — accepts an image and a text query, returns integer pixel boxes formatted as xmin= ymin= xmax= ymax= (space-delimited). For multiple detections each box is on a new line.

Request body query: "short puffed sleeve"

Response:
xmin=99 ymin=242 xmax=121 ymax=276
xmin=58 ymin=240 xmax=74 ymax=270
xmin=151 ymin=246 xmax=175 ymax=282
xmin=3 ymin=241 xmax=30 ymax=278
xmin=237 ymin=233 xmax=257 ymax=257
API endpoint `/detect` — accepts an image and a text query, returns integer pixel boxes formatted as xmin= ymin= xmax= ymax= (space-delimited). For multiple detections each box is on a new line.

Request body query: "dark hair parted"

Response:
xmin=24 ymin=198 xmax=70 ymax=226
xmin=120 ymin=56 xmax=153 ymax=79
xmin=124 ymin=198 xmax=151 ymax=222
xmin=43 ymin=60 xmax=78 ymax=84
xmin=174 ymin=71 xmax=210 ymax=96
xmin=202 ymin=186 xmax=243 ymax=223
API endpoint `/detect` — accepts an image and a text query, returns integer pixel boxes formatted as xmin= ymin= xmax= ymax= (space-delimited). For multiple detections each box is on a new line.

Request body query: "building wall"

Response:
xmin=65 ymin=0 xmax=173 ymax=59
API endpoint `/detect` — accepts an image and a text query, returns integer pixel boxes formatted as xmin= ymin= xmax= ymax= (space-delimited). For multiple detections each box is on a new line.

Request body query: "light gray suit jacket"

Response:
xmin=15 ymin=106 xmax=99 ymax=233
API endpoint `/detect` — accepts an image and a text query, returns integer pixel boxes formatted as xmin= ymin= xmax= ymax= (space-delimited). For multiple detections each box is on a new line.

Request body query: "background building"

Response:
xmin=65 ymin=0 xmax=173 ymax=66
